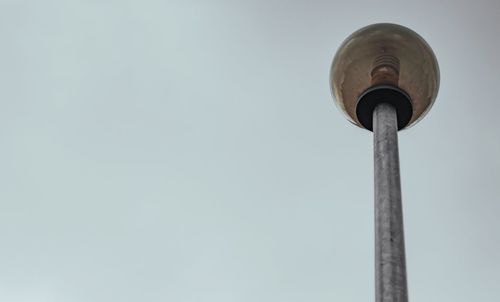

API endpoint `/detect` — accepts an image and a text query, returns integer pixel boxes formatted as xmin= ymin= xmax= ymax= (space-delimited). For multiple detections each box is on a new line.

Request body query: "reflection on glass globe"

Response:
xmin=330 ymin=23 xmax=440 ymax=130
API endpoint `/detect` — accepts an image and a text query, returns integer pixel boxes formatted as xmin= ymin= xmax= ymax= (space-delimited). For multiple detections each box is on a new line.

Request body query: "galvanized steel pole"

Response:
xmin=330 ymin=24 xmax=440 ymax=302
xmin=373 ymin=103 xmax=408 ymax=302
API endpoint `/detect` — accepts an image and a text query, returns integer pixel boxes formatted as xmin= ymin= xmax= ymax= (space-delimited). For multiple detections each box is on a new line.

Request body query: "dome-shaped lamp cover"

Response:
xmin=330 ymin=23 xmax=440 ymax=130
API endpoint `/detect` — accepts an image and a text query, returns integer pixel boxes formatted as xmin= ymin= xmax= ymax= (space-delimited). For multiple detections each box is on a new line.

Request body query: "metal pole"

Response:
xmin=373 ymin=103 xmax=408 ymax=302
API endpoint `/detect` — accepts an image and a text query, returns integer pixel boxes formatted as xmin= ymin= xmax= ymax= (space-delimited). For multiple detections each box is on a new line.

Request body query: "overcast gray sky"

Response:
xmin=1 ymin=0 xmax=499 ymax=301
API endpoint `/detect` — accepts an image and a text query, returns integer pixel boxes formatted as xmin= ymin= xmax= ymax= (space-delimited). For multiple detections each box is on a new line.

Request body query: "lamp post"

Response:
xmin=330 ymin=24 xmax=440 ymax=302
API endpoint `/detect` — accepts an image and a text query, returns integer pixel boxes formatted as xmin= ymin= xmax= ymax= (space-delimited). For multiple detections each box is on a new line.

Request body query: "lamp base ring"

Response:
xmin=356 ymin=85 xmax=413 ymax=131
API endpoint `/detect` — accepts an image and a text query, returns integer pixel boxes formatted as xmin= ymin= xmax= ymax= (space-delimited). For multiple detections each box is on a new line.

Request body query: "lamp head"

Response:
xmin=330 ymin=23 xmax=440 ymax=130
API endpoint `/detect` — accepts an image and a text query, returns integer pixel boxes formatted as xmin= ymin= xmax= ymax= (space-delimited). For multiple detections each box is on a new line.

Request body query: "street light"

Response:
xmin=330 ymin=23 xmax=439 ymax=302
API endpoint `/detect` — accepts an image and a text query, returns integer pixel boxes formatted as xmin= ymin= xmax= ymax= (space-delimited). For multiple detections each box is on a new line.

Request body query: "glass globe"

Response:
xmin=330 ymin=23 xmax=440 ymax=130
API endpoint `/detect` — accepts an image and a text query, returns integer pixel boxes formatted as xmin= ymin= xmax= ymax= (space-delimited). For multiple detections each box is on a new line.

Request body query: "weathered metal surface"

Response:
xmin=373 ymin=103 xmax=408 ymax=302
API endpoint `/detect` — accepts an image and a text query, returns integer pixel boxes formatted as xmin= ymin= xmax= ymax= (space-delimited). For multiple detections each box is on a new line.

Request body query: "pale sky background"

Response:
xmin=1 ymin=0 xmax=499 ymax=301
